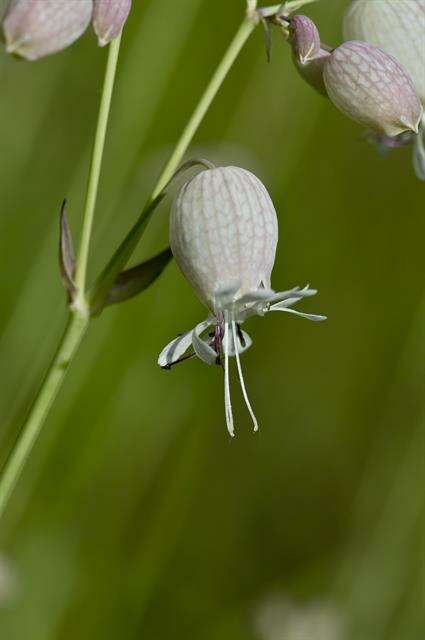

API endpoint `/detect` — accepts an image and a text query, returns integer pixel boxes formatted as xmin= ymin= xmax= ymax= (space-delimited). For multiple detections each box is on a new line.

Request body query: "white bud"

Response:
xmin=323 ymin=40 xmax=423 ymax=136
xmin=170 ymin=166 xmax=278 ymax=314
xmin=344 ymin=0 xmax=425 ymax=104
xmin=2 ymin=0 xmax=93 ymax=61
xmin=92 ymin=0 xmax=132 ymax=47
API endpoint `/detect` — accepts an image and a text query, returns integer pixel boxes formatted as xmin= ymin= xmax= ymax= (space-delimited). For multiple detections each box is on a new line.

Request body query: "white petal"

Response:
xmin=268 ymin=285 xmax=317 ymax=305
xmin=158 ymin=320 xmax=212 ymax=367
xmin=192 ymin=321 xmax=217 ymax=365
xmin=225 ymin=327 xmax=253 ymax=356
xmin=237 ymin=289 xmax=274 ymax=305
xmin=158 ymin=331 xmax=193 ymax=368
xmin=231 ymin=322 xmax=259 ymax=432
xmin=271 ymin=305 xmax=327 ymax=321
xmin=224 ymin=320 xmax=234 ymax=436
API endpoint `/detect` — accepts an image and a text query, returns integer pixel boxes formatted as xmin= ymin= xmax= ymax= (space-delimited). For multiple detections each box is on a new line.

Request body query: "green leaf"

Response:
xmin=101 ymin=247 xmax=173 ymax=310
xmin=89 ymin=193 xmax=166 ymax=313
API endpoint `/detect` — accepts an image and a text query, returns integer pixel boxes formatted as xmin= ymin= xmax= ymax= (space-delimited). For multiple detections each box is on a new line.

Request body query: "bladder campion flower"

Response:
xmin=343 ymin=0 xmax=425 ymax=178
xmin=2 ymin=0 xmax=93 ymax=60
xmin=93 ymin=0 xmax=132 ymax=47
xmin=323 ymin=39 xmax=422 ymax=137
xmin=158 ymin=165 xmax=326 ymax=436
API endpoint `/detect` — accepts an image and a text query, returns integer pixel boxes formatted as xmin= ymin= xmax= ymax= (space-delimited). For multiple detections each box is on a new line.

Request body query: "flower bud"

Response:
xmin=288 ymin=15 xmax=330 ymax=96
xmin=289 ymin=15 xmax=321 ymax=64
xmin=343 ymin=0 xmax=425 ymax=104
xmin=323 ymin=40 xmax=423 ymax=136
xmin=92 ymin=0 xmax=132 ymax=47
xmin=170 ymin=166 xmax=278 ymax=312
xmin=2 ymin=0 xmax=93 ymax=61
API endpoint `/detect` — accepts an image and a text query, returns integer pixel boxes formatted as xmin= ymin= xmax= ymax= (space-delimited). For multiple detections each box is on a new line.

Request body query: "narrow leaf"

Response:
xmin=89 ymin=192 xmax=166 ymax=313
xmin=101 ymin=247 xmax=173 ymax=309
xmin=262 ymin=18 xmax=272 ymax=62
xmin=59 ymin=200 xmax=76 ymax=298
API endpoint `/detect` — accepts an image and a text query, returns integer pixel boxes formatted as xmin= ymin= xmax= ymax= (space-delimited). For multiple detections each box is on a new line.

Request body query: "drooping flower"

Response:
xmin=158 ymin=165 xmax=326 ymax=436
xmin=287 ymin=15 xmax=423 ymax=138
xmin=2 ymin=0 xmax=93 ymax=61
xmin=92 ymin=0 xmax=132 ymax=47
xmin=343 ymin=0 xmax=425 ymax=178
xmin=323 ymin=39 xmax=422 ymax=137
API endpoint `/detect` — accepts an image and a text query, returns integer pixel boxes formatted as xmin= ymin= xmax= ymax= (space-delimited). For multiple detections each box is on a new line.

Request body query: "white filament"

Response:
xmin=224 ymin=318 xmax=234 ymax=437
xmin=231 ymin=321 xmax=259 ymax=432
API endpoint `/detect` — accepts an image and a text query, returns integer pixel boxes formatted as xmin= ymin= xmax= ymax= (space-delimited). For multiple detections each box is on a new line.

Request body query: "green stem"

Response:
xmin=151 ymin=15 xmax=257 ymax=199
xmin=74 ymin=34 xmax=122 ymax=306
xmin=0 ymin=37 xmax=122 ymax=522
xmin=0 ymin=313 xmax=88 ymax=520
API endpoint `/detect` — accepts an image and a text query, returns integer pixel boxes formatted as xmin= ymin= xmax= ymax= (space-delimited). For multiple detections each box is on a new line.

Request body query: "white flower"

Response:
xmin=158 ymin=165 xmax=326 ymax=436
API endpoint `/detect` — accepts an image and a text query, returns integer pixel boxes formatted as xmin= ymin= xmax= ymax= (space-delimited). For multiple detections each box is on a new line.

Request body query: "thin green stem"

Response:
xmin=74 ymin=33 xmax=122 ymax=303
xmin=0 ymin=313 xmax=88 ymax=520
xmin=152 ymin=15 xmax=257 ymax=199
xmin=0 ymin=38 xmax=122 ymax=522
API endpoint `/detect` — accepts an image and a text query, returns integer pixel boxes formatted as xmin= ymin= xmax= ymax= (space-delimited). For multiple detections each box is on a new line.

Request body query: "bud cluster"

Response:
xmin=287 ymin=13 xmax=422 ymax=137
xmin=2 ymin=0 xmax=132 ymax=60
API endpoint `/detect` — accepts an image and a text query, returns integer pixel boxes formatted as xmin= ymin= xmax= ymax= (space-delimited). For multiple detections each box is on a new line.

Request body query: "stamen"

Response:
xmin=224 ymin=318 xmax=234 ymax=437
xmin=161 ymin=351 xmax=197 ymax=370
xmin=231 ymin=321 xmax=259 ymax=432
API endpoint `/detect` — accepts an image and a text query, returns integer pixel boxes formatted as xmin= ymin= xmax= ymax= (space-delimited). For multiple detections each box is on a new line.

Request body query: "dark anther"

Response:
xmin=237 ymin=324 xmax=246 ymax=347
xmin=162 ymin=352 xmax=196 ymax=370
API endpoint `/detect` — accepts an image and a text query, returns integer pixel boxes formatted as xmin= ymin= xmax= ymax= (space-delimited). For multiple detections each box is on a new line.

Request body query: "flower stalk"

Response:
xmin=73 ymin=32 xmax=123 ymax=314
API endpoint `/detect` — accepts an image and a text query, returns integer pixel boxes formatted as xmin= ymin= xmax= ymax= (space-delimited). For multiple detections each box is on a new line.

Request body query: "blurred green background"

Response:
xmin=0 ymin=1 xmax=424 ymax=638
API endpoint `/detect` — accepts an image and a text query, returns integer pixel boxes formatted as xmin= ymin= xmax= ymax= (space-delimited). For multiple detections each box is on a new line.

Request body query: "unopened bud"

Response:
xmin=92 ymin=0 xmax=132 ymax=47
xmin=323 ymin=41 xmax=423 ymax=137
xmin=289 ymin=15 xmax=320 ymax=64
xmin=288 ymin=15 xmax=329 ymax=96
xmin=2 ymin=0 xmax=93 ymax=61
xmin=344 ymin=0 xmax=425 ymax=104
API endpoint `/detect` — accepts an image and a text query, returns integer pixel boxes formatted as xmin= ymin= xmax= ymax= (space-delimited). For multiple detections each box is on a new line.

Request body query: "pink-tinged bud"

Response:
xmin=288 ymin=15 xmax=330 ymax=96
xmin=2 ymin=0 xmax=93 ymax=61
xmin=323 ymin=40 xmax=423 ymax=137
xmin=289 ymin=15 xmax=321 ymax=64
xmin=92 ymin=0 xmax=132 ymax=47
xmin=344 ymin=0 xmax=425 ymax=104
